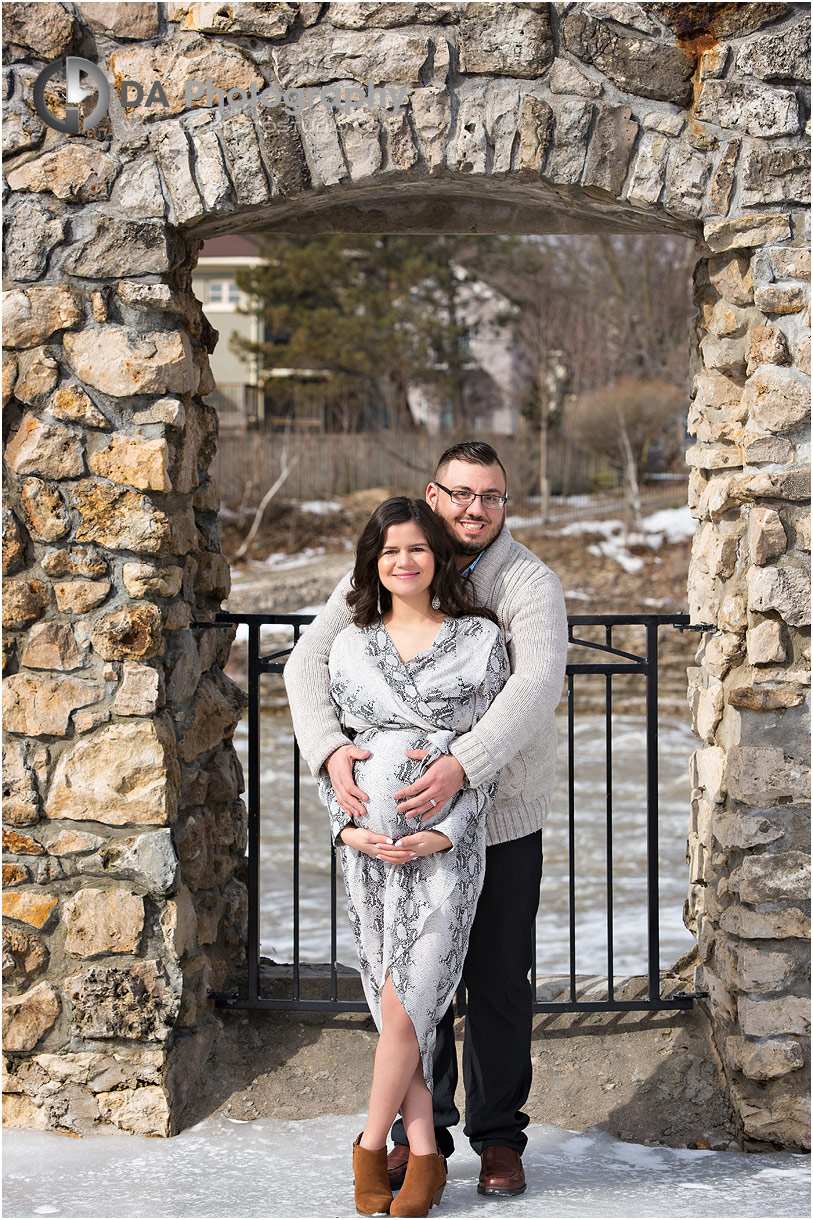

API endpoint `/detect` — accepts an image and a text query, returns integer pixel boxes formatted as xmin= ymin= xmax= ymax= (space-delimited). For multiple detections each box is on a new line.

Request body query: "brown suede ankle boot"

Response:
xmin=353 ymin=1134 xmax=393 ymax=1216
xmin=389 ymin=1151 xmax=446 ymax=1217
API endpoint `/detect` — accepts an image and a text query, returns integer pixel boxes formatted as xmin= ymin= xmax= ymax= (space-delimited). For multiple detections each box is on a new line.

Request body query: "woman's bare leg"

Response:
xmin=360 ymin=976 xmax=436 ymax=1155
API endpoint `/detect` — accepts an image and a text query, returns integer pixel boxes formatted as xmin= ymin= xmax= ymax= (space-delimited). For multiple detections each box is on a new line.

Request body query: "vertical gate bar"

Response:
xmin=292 ymin=627 xmax=301 ymax=1002
xmin=330 ymin=839 xmax=339 ymax=1003
xmin=605 ymin=626 xmax=614 ymax=1002
xmin=645 ymin=620 xmax=660 ymax=1003
xmin=247 ymin=622 xmax=261 ymax=1002
xmin=568 ymin=670 xmax=577 ymax=1003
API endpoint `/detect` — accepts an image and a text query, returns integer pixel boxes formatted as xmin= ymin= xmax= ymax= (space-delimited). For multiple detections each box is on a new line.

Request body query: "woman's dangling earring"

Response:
xmin=377 ymin=582 xmax=383 ymax=615
xmin=431 ymin=592 xmax=441 ymax=611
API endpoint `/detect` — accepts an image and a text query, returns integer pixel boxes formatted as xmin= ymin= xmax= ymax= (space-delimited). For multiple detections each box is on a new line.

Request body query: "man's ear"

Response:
xmin=425 ymin=482 xmax=437 ymax=509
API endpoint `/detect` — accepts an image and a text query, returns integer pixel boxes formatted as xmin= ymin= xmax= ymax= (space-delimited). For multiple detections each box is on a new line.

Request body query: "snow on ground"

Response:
xmin=556 ymin=507 xmax=695 ymax=574
xmin=4 ymin=1114 xmax=809 ymax=1220
xmin=298 ymin=500 xmax=344 ymax=515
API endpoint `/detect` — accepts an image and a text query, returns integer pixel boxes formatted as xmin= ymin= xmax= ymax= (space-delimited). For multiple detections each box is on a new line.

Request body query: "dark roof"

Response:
xmin=200 ymin=234 xmax=261 ymax=257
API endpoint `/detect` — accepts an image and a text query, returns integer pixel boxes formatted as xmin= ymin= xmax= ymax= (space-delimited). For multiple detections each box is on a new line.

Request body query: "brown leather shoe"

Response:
xmin=477 ymin=1146 xmax=526 ymax=1196
xmin=387 ymin=1144 xmax=411 ymax=1191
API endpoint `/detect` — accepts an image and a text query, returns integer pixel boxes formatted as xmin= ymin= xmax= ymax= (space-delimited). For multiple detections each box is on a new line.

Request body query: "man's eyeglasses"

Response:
xmin=434 ymin=482 xmax=508 ymax=510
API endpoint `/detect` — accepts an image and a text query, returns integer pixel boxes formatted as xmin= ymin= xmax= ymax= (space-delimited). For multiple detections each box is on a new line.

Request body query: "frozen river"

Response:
xmin=4 ymin=1111 xmax=809 ymax=1219
xmin=238 ymin=701 xmax=697 ymax=981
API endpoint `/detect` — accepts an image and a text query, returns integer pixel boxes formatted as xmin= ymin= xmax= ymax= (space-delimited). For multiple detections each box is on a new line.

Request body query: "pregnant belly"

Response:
xmin=351 ymin=728 xmax=428 ymax=839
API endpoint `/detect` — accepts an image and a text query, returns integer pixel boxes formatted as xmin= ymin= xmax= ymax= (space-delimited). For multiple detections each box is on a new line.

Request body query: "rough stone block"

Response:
xmin=13 ymin=348 xmax=59 ymax=406
xmin=694 ymin=79 xmax=799 ymax=138
xmin=719 ymin=905 xmax=810 ymax=940
xmin=736 ymin=14 xmax=810 ymax=82
xmin=2 ymin=893 xmax=58 ymax=931
xmin=1 ymin=742 xmax=44 ymax=827
xmin=89 ymin=434 xmax=173 ymax=493
xmin=736 ymin=851 xmax=811 ymax=904
xmin=742 ymin=367 xmax=809 ymax=432
xmin=64 ymin=328 xmax=196 ymax=398
xmin=42 ymin=548 xmax=108 ymax=579
xmin=2 ymin=289 xmax=82 ymax=351
xmin=73 ymin=481 xmax=173 ymax=555
xmin=708 ymin=253 xmax=754 ymax=306
xmin=112 ymin=663 xmax=162 ymax=716
xmin=726 ymin=1036 xmax=805 ymax=1081
xmin=5 ymin=414 xmax=84 ymax=480
xmin=64 ymin=960 xmax=180 ymax=1042
xmin=96 ymin=1085 xmax=171 ymax=1137
xmin=746 ymin=619 xmax=787 ymax=665
xmin=458 ymin=4 xmax=553 ymax=76
xmin=746 ymin=326 xmax=792 ymax=374
xmin=704 ymin=215 xmax=792 ymax=255
xmin=754 ymin=283 xmax=807 ymax=315
xmin=741 ymin=146 xmax=810 ymax=207
xmin=3 ymin=203 xmax=65 ymax=283
xmin=727 ymin=745 xmax=810 ymax=806
xmin=2 ymin=926 xmax=49 ymax=983
xmin=727 ymin=686 xmax=804 ymax=712
xmin=691 ymin=746 xmax=726 ymax=805
xmin=749 ymin=507 xmax=788 ymax=565
xmin=45 ymin=718 xmax=179 ymax=827
xmin=54 ymin=580 xmax=111 ymax=614
xmin=176 ymin=669 xmax=248 ymax=763
xmin=160 ymin=885 xmax=198 ymax=958
xmin=20 ymin=622 xmax=84 ymax=672
xmin=561 ymin=12 xmax=692 ymax=105
xmin=90 ymin=604 xmax=164 ymax=662
xmin=738 ymin=996 xmax=810 ymax=1039
xmin=121 ymin=563 xmax=184 ymax=600
xmin=2 ymin=507 xmax=26 ymax=576
xmin=2 ymin=673 xmax=104 ymax=736
xmin=548 ymin=99 xmax=593 ymax=184
xmin=194 ymin=552 xmax=231 ymax=600
xmin=3 ymin=2 xmax=74 ymax=57
xmin=769 ymin=249 xmax=810 ymax=280
xmin=174 ymin=809 xmax=216 ymax=890
xmin=77 ymin=2 xmax=160 ymax=38
xmin=2 ymin=982 xmax=60 ymax=1052
xmin=1 ymin=579 xmax=50 ymax=629
xmin=6 ymin=146 xmax=118 ymax=204
xmin=19 ymin=479 xmax=69 ymax=543
xmin=583 ymin=105 xmax=638 ymax=197
xmin=733 ymin=946 xmax=804 ymax=993
xmin=746 ymin=563 xmax=810 ymax=627
xmin=63 ymin=888 xmax=145 ymax=958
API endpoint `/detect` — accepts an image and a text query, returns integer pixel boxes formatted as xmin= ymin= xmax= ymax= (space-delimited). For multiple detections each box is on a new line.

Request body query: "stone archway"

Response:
xmin=2 ymin=2 xmax=809 ymax=1147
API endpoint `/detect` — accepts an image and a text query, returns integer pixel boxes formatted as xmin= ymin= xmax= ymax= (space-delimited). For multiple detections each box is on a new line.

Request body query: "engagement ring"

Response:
xmin=429 ymin=799 xmax=437 ymax=808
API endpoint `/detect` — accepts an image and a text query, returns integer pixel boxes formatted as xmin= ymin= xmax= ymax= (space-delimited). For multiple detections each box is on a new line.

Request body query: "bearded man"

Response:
xmin=285 ymin=441 xmax=568 ymax=1197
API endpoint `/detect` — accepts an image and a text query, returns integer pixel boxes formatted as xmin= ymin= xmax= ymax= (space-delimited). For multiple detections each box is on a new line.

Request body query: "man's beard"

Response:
xmin=435 ymin=509 xmax=502 ymax=556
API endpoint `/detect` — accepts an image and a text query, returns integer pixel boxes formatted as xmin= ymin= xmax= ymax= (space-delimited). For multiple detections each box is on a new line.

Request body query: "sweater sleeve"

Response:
xmin=449 ymin=565 xmax=568 ymax=788
xmin=283 ymin=571 xmax=355 ymax=777
xmin=432 ymin=627 xmax=510 ymax=848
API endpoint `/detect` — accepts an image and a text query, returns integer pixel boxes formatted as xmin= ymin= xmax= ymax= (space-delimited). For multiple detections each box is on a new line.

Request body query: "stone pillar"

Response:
xmin=2 ymin=8 xmax=248 ymax=1135
xmin=686 ymin=224 xmax=810 ymax=1150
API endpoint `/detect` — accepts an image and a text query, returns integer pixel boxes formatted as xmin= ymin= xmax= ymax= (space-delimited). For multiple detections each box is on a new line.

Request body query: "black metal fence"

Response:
xmin=214 ymin=612 xmax=702 ymax=1015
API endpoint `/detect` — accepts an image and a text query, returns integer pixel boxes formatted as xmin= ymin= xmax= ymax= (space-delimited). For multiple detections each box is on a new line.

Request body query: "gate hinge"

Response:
xmin=672 ymin=623 xmax=715 ymax=634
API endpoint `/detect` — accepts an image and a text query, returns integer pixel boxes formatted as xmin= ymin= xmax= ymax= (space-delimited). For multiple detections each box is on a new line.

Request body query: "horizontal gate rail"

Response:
xmin=210 ymin=610 xmax=703 ymax=1015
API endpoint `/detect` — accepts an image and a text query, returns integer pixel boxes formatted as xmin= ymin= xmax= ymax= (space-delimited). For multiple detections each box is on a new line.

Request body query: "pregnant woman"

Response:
xmin=289 ymin=497 xmax=508 ymax=1217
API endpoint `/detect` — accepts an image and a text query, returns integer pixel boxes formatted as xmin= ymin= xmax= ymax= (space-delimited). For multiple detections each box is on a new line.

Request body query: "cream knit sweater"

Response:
xmin=284 ymin=526 xmax=569 ymax=847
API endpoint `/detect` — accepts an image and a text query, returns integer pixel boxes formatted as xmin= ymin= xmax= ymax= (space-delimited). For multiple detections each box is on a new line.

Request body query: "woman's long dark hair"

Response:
xmin=346 ymin=497 xmax=498 ymax=628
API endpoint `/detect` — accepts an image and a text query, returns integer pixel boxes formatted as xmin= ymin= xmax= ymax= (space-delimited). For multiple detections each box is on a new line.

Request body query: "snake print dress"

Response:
xmin=319 ymin=614 xmax=509 ymax=1088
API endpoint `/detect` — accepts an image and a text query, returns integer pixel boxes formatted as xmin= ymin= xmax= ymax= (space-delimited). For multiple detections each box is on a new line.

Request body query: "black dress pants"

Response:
xmin=391 ymin=830 xmax=543 ymax=1157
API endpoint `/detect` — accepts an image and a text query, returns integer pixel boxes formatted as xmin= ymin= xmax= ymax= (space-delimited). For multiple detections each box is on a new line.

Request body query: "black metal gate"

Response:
xmin=213 ymin=612 xmax=702 ymax=1015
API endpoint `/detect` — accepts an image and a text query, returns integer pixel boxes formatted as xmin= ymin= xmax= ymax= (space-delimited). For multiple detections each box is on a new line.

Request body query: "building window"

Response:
xmin=208 ymin=279 xmax=242 ymax=307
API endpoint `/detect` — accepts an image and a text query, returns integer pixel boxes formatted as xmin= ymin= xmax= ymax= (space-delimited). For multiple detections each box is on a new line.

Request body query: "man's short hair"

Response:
xmin=435 ymin=441 xmax=507 ymax=487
